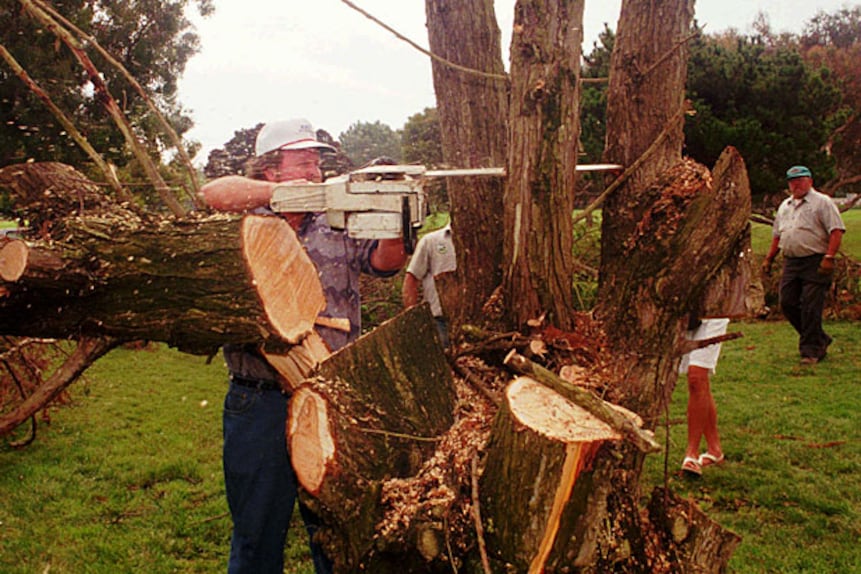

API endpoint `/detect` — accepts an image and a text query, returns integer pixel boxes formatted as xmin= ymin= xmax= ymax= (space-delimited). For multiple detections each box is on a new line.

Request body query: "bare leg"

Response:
xmin=685 ymin=365 xmax=722 ymax=460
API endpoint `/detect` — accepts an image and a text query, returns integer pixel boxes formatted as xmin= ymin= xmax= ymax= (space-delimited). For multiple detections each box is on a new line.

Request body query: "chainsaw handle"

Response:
xmin=402 ymin=196 xmax=417 ymax=255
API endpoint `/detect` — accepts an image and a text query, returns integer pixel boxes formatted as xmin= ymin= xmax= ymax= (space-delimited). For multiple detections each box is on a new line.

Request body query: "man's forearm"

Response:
xmin=824 ymin=229 xmax=844 ymax=257
xmin=402 ymin=272 xmax=420 ymax=307
xmin=200 ymin=176 xmax=274 ymax=212
xmin=371 ymin=238 xmax=406 ymax=272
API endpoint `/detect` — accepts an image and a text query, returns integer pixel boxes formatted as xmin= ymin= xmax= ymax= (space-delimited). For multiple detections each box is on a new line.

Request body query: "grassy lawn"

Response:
xmin=0 ymin=347 xmax=316 ymax=573
xmin=1 ymin=321 xmax=858 ymax=572
xmin=642 ymin=319 xmax=861 ymax=573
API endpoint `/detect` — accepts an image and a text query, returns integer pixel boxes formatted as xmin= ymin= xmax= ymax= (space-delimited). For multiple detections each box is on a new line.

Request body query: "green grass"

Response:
xmin=0 ymin=346 xmax=315 ymax=573
xmin=643 ymin=320 xmax=861 ymax=573
xmin=2 ymin=322 xmax=858 ymax=572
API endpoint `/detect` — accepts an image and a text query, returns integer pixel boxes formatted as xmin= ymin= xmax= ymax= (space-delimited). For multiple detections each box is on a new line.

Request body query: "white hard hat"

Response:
xmin=255 ymin=118 xmax=336 ymax=157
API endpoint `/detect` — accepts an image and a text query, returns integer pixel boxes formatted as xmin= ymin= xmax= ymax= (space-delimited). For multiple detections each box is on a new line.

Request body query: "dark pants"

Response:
xmin=779 ymin=254 xmax=833 ymax=359
xmin=223 ymin=382 xmax=332 ymax=574
xmin=433 ymin=316 xmax=449 ymax=348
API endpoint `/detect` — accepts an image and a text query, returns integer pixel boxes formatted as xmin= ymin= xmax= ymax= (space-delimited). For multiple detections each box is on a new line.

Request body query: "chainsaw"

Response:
xmin=269 ymin=163 xmax=622 ymax=253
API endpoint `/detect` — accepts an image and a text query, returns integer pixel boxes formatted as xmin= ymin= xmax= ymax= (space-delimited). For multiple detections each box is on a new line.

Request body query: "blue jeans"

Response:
xmin=223 ymin=381 xmax=332 ymax=574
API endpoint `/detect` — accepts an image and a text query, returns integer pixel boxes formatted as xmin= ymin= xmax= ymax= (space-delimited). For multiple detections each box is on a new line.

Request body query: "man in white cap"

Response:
xmin=201 ymin=119 xmax=406 ymax=573
xmin=762 ymin=165 xmax=845 ymax=364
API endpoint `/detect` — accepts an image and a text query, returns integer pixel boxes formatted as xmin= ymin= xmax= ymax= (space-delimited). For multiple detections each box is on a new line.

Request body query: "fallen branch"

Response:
xmin=20 ymin=0 xmax=185 ymax=217
xmin=33 ymin=0 xmax=202 ymax=206
xmin=0 ymin=43 xmax=131 ymax=204
xmin=0 ymin=335 xmax=121 ymax=436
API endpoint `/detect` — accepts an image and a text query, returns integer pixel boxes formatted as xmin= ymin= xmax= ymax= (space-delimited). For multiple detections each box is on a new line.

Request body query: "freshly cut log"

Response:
xmin=479 ymin=376 xmax=641 ymax=573
xmin=0 ymin=213 xmax=325 ymax=354
xmin=287 ymin=304 xmax=457 ymax=571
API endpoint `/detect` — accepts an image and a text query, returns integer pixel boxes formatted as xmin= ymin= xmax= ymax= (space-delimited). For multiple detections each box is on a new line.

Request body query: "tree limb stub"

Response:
xmin=504 ymin=350 xmax=660 ymax=453
xmin=480 ymin=376 xmax=618 ymax=571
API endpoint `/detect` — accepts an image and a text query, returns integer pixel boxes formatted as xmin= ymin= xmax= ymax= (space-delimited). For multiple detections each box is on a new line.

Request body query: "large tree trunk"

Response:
xmin=598 ymin=0 xmax=695 ymax=295
xmin=0 ymin=164 xmax=325 ymax=355
xmin=425 ymin=0 xmax=509 ymax=332
xmin=288 ymin=305 xmax=459 ymax=572
xmin=502 ymin=0 xmax=584 ymax=330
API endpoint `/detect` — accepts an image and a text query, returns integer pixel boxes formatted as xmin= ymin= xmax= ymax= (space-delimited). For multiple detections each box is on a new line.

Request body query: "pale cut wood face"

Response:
xmin=289 ymin=389 xmax=333 ymax=495
xmin=241 ymin=214 xmax=325 ymax=344
xmin=0 ymin=239 xmax=28 ymax=281
xmin=507 ymin=376 xmax=623 ymax=443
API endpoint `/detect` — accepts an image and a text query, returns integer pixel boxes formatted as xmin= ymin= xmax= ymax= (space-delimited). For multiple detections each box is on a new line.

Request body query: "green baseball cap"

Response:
xmin=786 ymin=165 xmax=812 ymax=180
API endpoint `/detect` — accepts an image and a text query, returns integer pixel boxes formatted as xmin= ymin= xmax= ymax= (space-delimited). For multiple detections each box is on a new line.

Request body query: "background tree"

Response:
xmin=0 ymin=0 xmax=212 ymax=174
xmin=575 ymin=8 xmax=856 ymax=205
xmin=203 ymin=124 xmax=261 ymax=179
xmin=579 ymin=24 xmax=614 ymax=163
xmin=401 ymin=106 xmax=449 ymax=212
xmin=337 ymin=120 xmax=402 ymax=166
xmin=799 ymin=6 xmax=861 ymax=196
xmin=401 ymin=107 xmax=443 ymax=167
xmin=684 ymin=26 xmax=842 ymax=201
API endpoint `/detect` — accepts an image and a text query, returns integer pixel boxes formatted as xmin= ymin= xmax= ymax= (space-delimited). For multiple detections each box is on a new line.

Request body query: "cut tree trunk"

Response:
xmin=480 ymin=376 xmax=632 ymax=572
xmin=288 ymin=305 xmax=458 ymax=572
xmin=0 ymin=163 xmax=326 ymax=355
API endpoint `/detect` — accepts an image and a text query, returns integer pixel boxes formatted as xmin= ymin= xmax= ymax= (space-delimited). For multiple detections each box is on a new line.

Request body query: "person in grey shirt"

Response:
xmin=762 ymin=165 xmax=845 ymax=364
xmin=402 ymin=224 xmax=456 ymax=347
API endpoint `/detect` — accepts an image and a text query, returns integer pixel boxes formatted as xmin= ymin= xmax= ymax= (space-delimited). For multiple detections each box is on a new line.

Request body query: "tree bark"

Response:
xmin=288 ymin=305 xmax=458 ymax=572
xmin=425 ymin=0 xmax=509 ymax=333
xmin=480 ymin=376 xmax=623 ymax=572
xmin=648 ymin=488 xmax=742 ymax=573
xmin=503 ymin=0 xmax=584 ymax=330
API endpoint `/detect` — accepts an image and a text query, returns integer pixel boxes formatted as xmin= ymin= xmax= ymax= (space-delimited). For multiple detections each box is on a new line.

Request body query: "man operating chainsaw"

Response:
xmin=200 ymin=118 xmax=406 ymax=574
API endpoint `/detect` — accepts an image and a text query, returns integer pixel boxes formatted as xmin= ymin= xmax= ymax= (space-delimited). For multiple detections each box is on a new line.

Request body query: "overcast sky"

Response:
xmin=177 ymin=0 xmax=855 ymax=164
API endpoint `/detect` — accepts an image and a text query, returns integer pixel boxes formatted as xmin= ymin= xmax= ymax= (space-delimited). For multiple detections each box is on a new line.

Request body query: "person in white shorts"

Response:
xmin=680 ymin=317 xmax=729 ymax=476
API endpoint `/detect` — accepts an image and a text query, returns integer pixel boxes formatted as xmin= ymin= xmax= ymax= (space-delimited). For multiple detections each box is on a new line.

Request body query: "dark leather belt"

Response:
xmin=229 ymin=374 xmax=281 ymax=392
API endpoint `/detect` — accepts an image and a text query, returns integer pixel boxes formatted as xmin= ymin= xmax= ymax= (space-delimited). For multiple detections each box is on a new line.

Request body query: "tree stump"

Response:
xmin=479 ymin=376 xmax=643 ymax=572
xmin=648 ymin=487 xmax=742 ymax=573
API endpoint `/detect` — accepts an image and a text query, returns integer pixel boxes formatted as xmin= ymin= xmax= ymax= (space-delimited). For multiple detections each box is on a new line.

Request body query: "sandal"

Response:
xmin=698 ymin=452 xmax=725 ymax=468
xmin=681 ymin=456 xmax=702 ymax=477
